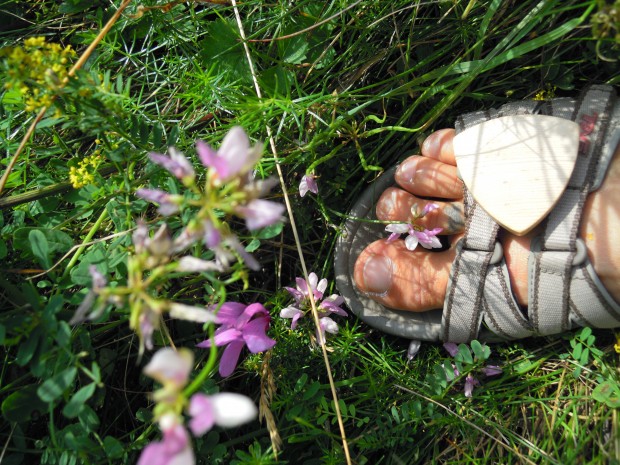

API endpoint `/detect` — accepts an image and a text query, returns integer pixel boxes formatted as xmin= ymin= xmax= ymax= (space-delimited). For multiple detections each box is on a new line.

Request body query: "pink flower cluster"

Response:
xmin=136 ymin=127 xmax=285 ymax=270
xmin=385 ymin=203 xmax=443 ymax=251
xmin=280 ymin=272 xmax=347 ymax=345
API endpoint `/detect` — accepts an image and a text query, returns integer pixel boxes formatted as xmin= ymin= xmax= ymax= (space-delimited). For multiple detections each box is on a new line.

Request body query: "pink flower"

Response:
xmin=280 ymin=273 xmax=347 ymax=344
xmin=196 ymin=302 xmax=276 ymax=377
xmin=188 ymin=393 xmax=257 ymax=436
xmin=148 ymin=147 xmax=196 ymax=185
xmin=421 ymin=203 xmax=439 ymax=216
xmin=299 ymin=174 xmax=318 ymax=197
xmin=138 ymin=414 xmax=194 ymax=465
xmin=69 ymin=265 xmax=109 ymax=324
xmin=385 ymin=223 xmax=442 ymax=251
xmin=481 ymin=365 xmax=502 ymax=377
xmin=143 ymin=347 xmax=194 ymax=390
xmin=136 ymin=188 xmax=182 ymax=216
xmin=196 ymin=127 xmax=262 ymax=182
xmin=464 ymin=375 xmax=479 ymax=398
xmin=443 ymin=342 xmax=459 ymax=357
xmin=235 ymin=199 xmax=285 ymax=230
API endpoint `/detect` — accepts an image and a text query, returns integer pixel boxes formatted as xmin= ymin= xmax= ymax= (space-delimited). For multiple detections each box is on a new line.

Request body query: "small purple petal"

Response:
xmin=243 ymin=317 xmax=276 ymax=353
xmin=188 ymin=393 xmax=215 ymax=436
xmin=299 ymin=174 xmax=318 ymax=197
xmin=137 ymin=188 xmax=182 ymax=216
xmin=280 ymin=306 xmax=303 ymax=329
xmin=386 ymin=232 xmax=401 ymax=243
xmin=482 ymin=365 xmax=502 ymax=377
xmin=404 ymin=234 xmax=419 ymax=251
xmin=464 ymin=375 xmax=479 ymax=398
xmin=443 ymin=342 xmax=459 ymax=357
xmin=385 ymin=223 xmax=410 ymax=235
xmin=213 ymin=302 xmax=247 ymax=325
xmin=148 ymin=149 xmax=195 ymax=181
xmin=88 ymin=265 xmax=107 ymax=290
xmin=196 ymin=140 xmax=231 ymax=179
xmin=407 ymin=340 xmax=422 ymax=360
xmin=236 ymin=199 xmax=285 ymax=230
xmin=202 ymin=220 xmax=221 ymax=249
xmin=421 ymin=203 xmax=439 ymax=216
xmin=210 ymin=328 xmax=244 ymax=347
xmin=236 ymin=302 xmax=269 ymax=328
xmin=219 ymin=340 xmax=245 ymax=377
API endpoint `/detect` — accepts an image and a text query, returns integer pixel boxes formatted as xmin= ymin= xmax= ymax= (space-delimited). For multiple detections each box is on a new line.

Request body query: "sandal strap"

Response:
xmin=529 ymin=85 xmax=620 ymax=334
xmin=443 ymin=101 xmax=541 ymax=342
xmin=443 ymin=85 xmax=619 ymax=342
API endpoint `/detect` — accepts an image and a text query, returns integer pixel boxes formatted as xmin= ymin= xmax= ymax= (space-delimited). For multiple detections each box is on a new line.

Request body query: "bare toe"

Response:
xmin=395 ymin=156 xmax=464 ymax=200
xmin=376 ymin=187 xmax=465 ymax=235
xmin=353 ymin=239 xmax=455 ymax=312
xmin=421 ymin=128 xmax=457 ymax=165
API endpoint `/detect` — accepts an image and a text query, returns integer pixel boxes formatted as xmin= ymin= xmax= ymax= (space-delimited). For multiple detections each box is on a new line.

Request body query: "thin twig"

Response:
xmin=231 ymin=2 xmax=353 ymax=463
xmin=0 ymin=0 xmax=133 ymax=196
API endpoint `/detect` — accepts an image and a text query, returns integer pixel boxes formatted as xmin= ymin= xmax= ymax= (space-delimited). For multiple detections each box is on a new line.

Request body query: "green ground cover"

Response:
xmin=1 ymin=0 xmax=620 ymax=463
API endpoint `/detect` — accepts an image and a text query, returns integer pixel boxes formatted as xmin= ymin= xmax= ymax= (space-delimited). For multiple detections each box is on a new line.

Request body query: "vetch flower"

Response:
xmin=196 ymin=126 xmax=262 ymax=182
xmin=407 ymin=340 xmax=422 ymax=361
xmin=136 ymin=188 xmax=182 ymax=216
xmin=481 ymin=365 xmax=503 ymax=377
xmin=443 ymin=342 xmax=459 ymax=357
xmin=318 ymin=316 xmax=339 ymax=344
xmin=138 ymin=414 xmax=194 ymax=465
xmin=196 ymin=302 xmax=276 ymax=377
xmin=280 ymin=273 xmax=347 ymax=345
xmin=385 ymin=223 xmax=442 ymax=251
xmin=464 ymin=375 xmax=479 ymax=398
xmin=143 ymin=347 xmax=194 ymax=391
xmin=188 ymin=392 xmax=257 ymax=436
xmin=299 ymin=174 xmax=318 ymax=197
xmin=235 ymin=199 xmax=286 ymax=231
xmin=69 ymin=265 xmax=111 ymax=325
xmin=148 ymin=147 xmax=196 ymax=185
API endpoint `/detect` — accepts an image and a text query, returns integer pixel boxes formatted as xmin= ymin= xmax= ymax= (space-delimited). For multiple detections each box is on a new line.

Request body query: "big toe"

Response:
xmin=353 ymin=239 xmax=455 ymax=312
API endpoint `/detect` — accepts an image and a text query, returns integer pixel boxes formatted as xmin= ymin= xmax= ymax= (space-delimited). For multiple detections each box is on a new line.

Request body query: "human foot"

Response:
xmin=353 ymin=127 xmax=620 ymax=313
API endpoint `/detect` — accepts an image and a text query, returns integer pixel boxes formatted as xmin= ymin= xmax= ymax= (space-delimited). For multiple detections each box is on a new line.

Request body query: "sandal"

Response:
xmin=334 ymin=85 xmax=620 ymax=342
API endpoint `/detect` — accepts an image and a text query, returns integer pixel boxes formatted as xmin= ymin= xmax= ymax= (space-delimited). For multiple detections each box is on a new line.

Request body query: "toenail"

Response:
xmin=362 ymin=255 xmax=393 ymax=295
xmin=398 ymin=157 xmax=420 ymax=184
xmin=422 ymin=134 xmax=439 ymax=157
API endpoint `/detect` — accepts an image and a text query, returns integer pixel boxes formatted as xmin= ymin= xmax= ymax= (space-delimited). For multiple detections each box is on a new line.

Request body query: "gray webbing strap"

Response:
xmin=529 ymin=85 xmax=620 ymax=334
xmin=442 ymin=102 xmax=540 ymax=342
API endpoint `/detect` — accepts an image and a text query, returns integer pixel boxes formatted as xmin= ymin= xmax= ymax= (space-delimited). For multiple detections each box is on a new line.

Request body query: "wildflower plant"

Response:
xmin=425 ymin=340 xmax=503 ymax=398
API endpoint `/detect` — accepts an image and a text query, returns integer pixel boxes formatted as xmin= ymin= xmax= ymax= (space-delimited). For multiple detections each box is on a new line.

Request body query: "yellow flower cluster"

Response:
xmin=0 ymin=36 xmax=76 ymax=112
xmin=69 ymin=153 xmax=103 ymax=189
xmin=533 ymin=85 xmax=557 ymax=101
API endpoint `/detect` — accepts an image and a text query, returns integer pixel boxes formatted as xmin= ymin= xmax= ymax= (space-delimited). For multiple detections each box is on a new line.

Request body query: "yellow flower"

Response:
xmin=615 ymin=333 xmax=620 ymax=354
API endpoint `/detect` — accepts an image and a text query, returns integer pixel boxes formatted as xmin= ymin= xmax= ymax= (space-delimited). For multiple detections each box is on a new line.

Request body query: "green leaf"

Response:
xmin=470 ymin=340 xmax=485 ymax=360
xmin=254 ymin=222 xmax=284 ymax=239
xmin=245 ymin=238 xmax=261 ymax=253
xmin=28 ymin=229 xmax=51 ymax=269
xmin=37 ymin=367 xmax=77 ymax=403
xmin=103 ymin=436 xmax=125 ymax=460
xmin=592 ymin=380 xmax=620 ymax=408
xmin=78 ymin=404 xmax=100 ymax=432
xmin=2 ymin=385 xmax=47 ymax=423
xmin=14 ymin=227 xmax=74 ymax=257
xmin=572 ymin=343 xmax=583 ymax=361
xmin=63 ymin=383 xmax=96 ymax=418
xmin=456 ymin=344 xmax=473 ymax=365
